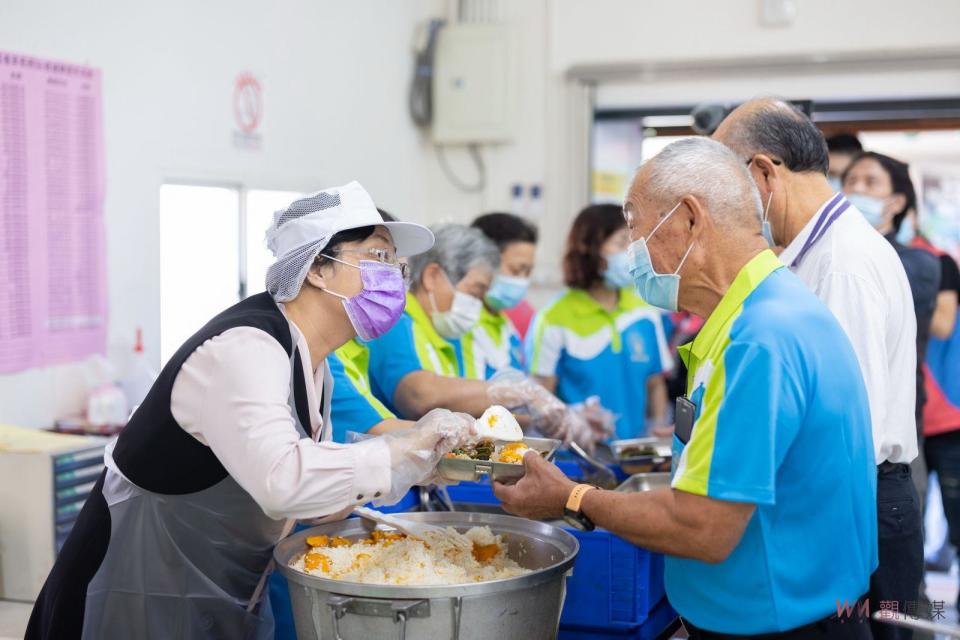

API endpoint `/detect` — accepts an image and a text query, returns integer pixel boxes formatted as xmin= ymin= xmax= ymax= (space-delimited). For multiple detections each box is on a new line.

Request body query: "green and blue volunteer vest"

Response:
xmin=366 ymin=292 xmax=459 ymax=417
xmin=454 ymin=306 xmax=523 ymax=380
xmin=524 ymin=286 xmax=671 ymax=439
xmin=328 ymin=338 xmax=395 ymax=442
xmin=666 ymin=250 xmax=877 ymax=634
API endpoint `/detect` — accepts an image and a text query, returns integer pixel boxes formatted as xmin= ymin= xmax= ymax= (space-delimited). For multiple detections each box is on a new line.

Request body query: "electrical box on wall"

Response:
xmin=432 ymin=24 xmax=514 ymax=144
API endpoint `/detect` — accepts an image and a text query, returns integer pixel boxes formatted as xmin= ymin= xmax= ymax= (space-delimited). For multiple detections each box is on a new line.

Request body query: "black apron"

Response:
xmin=28 ymin=293 xmax=331 ymax=640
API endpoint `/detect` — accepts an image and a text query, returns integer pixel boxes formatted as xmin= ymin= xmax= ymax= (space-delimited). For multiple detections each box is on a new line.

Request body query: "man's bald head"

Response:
xmin=713 ymin=98 xmax=829 ymax=176
xmin=626 ymin=137 xmax=762 ymax=232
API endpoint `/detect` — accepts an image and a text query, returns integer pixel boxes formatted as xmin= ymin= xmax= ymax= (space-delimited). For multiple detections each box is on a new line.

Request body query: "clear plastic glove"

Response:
xmin=561 ymin=409 xmax=600 ymax=454
xmin=571 ymin=396 xmax=617 ymax=441
xmin=373 ymin=409 xmax=476 ymax=507
xmin=486 ymin=369 xmax=568 ymax=441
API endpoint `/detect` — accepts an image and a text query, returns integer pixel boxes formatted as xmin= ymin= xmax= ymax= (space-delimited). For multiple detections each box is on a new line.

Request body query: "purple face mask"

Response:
xmin=320 ymin=258 xmax=407 ymax=341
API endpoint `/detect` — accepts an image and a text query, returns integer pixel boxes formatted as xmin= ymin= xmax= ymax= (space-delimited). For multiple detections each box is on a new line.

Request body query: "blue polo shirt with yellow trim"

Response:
xmin=366 ymin=292 xmax=459 ymax=418
xmin=455 ymin=306 xmax=524 ymax=380
xmin=525 ymin=287 xmax=672 ymax=439
xmin=667 ymin=250 xmax=877 ymax=634
xmin=328 ymin=338 xmax=395 ymax=442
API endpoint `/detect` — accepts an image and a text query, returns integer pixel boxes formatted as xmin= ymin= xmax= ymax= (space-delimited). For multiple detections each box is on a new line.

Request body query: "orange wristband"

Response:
xmin=565 ymin=484 xmax=596 ymax=513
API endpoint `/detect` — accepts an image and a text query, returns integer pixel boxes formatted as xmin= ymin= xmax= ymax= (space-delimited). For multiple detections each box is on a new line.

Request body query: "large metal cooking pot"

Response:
xmin=274 ymin=511 xmax=579 ymax=640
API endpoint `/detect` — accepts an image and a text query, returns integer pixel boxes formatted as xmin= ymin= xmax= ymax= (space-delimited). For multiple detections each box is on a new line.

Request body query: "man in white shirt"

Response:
xmin=715 ymin=99 xmax=921 ymax=640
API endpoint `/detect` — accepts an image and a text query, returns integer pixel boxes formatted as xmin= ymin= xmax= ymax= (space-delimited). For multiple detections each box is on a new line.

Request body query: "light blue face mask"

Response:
xmin=846 ymin=193 xmax=886 ymax=228
xmin=485 ymin=274 xmax=530 ymax=310
xmin=896 ymin=220 xmax=916 ymax=245
xmin=627 ymin=202 xmax=695 ymax=312
xmin=602 ymin=251 xmax=633 ymax=289
xmin=827 ymin=176 xmax=843 ymax=193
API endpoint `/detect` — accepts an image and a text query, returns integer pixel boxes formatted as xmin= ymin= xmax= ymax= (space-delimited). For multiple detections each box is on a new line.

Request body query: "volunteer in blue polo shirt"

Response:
xmin=459 ymin=212 xmax=539 ymax=379
xmin=366 ymin=224 xmax=594 ymax=446
xmin=526 ymin=204 xmax=671 ymax=439
xmin=328 ymin=338 xmax=415 ymax=441
xmin=496 ymin=138 xmax=876 ymax=639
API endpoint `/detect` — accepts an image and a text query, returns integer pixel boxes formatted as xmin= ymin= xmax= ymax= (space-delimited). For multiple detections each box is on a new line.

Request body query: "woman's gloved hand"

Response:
xmin=373 ymin=409 xmax=476 ymax=506
xmin=560 ymin=408 xmax=599 ymax=454
xmin=570 ymin=396 xmax=617 ymax=441
xmin=486 ymin=370 xmax=569 ymax=441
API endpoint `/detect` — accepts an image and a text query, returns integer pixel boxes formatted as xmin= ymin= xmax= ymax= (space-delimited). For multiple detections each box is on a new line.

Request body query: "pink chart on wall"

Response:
xmin=0 ymin=51 xmax=106 ymax=374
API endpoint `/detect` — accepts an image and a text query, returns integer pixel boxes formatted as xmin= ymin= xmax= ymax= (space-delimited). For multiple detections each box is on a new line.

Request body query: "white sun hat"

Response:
xmin=264 ymin=181 xmax=434 ymax=302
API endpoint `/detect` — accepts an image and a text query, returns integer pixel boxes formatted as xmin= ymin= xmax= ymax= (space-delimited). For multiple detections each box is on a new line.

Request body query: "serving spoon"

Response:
xmin=353 ymin=506 xmax=472 ymax=550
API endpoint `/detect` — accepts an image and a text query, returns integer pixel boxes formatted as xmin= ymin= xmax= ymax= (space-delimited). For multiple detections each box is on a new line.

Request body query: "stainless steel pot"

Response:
xmin=615 ymin=472 xmax=672 ymax=493
xmin=274 ymin=512 xmax=579 ymax=640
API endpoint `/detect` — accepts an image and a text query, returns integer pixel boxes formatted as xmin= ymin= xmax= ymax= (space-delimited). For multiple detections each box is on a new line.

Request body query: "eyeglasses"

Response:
xmin=335 ymin=248 xmax=408 ymax=278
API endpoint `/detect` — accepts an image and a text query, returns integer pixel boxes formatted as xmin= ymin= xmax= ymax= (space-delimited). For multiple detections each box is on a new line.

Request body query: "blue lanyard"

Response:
xmin=791 ymin=194 xmax=851 ymax=268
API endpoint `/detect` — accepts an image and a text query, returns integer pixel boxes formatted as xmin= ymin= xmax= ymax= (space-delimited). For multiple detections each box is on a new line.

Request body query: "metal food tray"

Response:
xmin=615 ymin=472 xmax=672 ymax=493
xmin=606 ymin=437 xmax=673 ymax=475
xmin=437 ymin=437 xmax=561 ymax=482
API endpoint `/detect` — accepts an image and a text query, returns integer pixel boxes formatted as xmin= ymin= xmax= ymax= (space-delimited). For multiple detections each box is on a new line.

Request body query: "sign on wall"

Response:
xmin=0 ymin=51 xmax=107 ymax=374
xmin=232 ymin=71 xmax=262 ymax=150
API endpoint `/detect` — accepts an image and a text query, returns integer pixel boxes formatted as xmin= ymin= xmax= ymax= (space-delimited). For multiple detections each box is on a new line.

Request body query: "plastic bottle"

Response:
xmin=84 ymin=355 xmax=128 ymax=429
xmin=121 ymin=327 xmax=158 ymax=413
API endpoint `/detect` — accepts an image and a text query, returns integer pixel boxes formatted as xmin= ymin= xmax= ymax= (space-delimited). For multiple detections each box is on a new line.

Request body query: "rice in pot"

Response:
xmin=288 ymin=526 xmax=530 ymax=586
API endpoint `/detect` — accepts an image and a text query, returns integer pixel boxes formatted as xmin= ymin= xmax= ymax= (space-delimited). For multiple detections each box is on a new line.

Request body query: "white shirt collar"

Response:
xmin=778 ymin=193 xmax=841 ymax=267
xmin=276 ymin=302 xmax=331 ymax=441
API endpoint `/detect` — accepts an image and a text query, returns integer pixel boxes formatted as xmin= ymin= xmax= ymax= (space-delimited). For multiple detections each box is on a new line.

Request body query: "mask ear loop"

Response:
xmin=762 ymin=192 xmax=773 ymax=224
xmin=674 ymin=240 xmax=696 ymax=275
xmin=646 ymin=201 xmax=683 ymax=242
xmin=426 ymin=267 xmax=455 ymax=314
xmin=316 ymin=253 xmax=360 ymax=301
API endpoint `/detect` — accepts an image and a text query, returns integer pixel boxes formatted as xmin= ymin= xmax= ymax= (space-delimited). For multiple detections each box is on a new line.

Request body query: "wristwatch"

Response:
xmin=563 ymin=484 xmax=597 ymax=531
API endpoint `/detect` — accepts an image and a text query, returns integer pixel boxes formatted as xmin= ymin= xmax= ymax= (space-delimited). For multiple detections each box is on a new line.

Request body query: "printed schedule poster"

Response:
xmin=0 ymin=51 xmax=106 ymax=373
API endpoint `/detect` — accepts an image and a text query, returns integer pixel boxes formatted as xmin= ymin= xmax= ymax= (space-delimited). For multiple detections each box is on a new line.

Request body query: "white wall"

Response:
xmin=551 ymin=0 xmax=960 ymax=73
xmin=0 ymin=0 xmax=447 ymax=427
xmin=3 ymin=0 xmax=959 ymax=426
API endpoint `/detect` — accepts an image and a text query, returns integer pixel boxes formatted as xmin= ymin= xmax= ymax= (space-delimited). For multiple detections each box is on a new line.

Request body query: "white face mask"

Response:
xmin=429 ymin=273 xmax=483 ymax=339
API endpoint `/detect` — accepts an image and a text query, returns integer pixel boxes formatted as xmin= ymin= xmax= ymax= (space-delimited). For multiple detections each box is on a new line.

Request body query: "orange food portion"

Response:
xmin=369 ymin=530 xmax=406 ymax=544
xmin=304 ymin=552 xmax=331 ymax=572
xmin=306 ymin=535 xmax=329 ymax=548
xmin=472 ymin=542 xmax=500 ymax=563
xmin=330 ymin=536 xmax=351 ymax=548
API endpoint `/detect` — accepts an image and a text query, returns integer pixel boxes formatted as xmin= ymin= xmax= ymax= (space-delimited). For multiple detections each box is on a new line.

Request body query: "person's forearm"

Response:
xmin=579 ymin=488 xmax=731 ymax=562
xmin=533 ymin=375 xmax=557 ymax=394
xmin=646 ymin=375 xmax=668 ymax=420
xmin=931 ymin=292 xmax=958 ymax=339
xmin=395 ymin=373 xmax=492 ymax=419
xmin=368 ymin=419 xmax=416 ymax=435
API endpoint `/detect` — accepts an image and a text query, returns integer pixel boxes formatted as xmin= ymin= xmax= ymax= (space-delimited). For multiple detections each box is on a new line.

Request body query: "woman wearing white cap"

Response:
xmin=27 ymin=182 xmax=476 ymax=640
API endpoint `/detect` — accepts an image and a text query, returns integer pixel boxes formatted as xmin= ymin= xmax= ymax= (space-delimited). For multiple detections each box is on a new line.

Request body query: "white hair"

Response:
xmin=408 ymin=223 xmax=500 ymax=290
xmin=640 ymin=137 xmax=763 ymax=228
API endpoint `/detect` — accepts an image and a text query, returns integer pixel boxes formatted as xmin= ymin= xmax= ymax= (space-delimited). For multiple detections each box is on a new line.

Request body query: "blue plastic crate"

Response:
xmin=445 ymin=480 xmax=499 ymax=505
xmin=560 ymin=596 xmax=677 ymax=639
xmin=559 ymin=526 xmax=668 ymax=635
xmin=555 ymin=456 xmax=630 ymax=484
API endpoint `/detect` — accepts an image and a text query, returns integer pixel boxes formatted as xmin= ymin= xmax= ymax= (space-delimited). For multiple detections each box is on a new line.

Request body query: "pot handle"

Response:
xmin=327 ymin=596 xmax=430 ymax=640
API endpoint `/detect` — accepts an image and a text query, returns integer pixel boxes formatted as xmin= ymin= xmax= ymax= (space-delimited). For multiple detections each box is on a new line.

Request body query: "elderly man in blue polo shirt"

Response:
xmin=495 ymin=137 xmax=877 ymax=639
